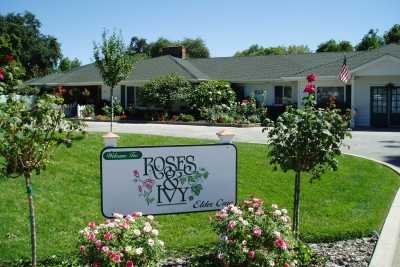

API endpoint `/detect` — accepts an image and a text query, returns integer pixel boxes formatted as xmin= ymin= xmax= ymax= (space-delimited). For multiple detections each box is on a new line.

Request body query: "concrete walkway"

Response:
xmin=86 ymin=121 xmax=400 ymax=170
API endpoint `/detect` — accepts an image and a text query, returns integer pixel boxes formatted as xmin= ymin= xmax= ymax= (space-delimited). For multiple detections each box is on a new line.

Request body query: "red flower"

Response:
xmin=275 ymin=239 xmax=288 ymax=250
xmin=284 ymin=263 xmax=290 ymax=267
xmin=304 ymin=83 xmax=315 ymax=94
xmin=306 ymin=73 xmax=317 ymax=82
xmin=0 ymin=68 xmax=4 ymax=80
xmin=88 ymin=221 xmax=96 ymax=229
xmin=5 ymin=54 xmax=14 ymax=62
xmin=80 ymin=245 xmax=86 ymax=254
xmin=92 ymin=262 xmax=100 ymax=267
xmin=104 ymin=232 xmax=113 ymax=240
xmin=247 ymin=250 xmax=256 ymax=259
xmin=126 ymin=260 xmax=135 ymax=267
xmin=253 ymin=226 xmax=262 ymax=237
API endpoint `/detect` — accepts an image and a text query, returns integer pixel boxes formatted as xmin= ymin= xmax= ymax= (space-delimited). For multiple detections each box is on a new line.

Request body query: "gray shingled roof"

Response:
xmin=27 ymin=44 xmax=400 ymax=86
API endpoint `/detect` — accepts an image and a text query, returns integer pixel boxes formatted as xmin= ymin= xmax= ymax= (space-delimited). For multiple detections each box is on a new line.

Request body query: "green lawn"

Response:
xmin=0 ymin=133 xmax=399 ymax=262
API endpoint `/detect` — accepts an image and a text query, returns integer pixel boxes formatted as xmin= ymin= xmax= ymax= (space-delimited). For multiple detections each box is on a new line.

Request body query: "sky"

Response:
xmin=2 ymin=0 xmax=400 ymax=64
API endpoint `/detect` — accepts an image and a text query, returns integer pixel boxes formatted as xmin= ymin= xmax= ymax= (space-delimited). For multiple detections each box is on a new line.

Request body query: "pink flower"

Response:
xmin=143 ymin=178 xmax=155 ymax=190
xmin=92 ymin=262 xmax=100 ymax=267
xmin=88 ymin=233 xmax=96 ymax=241
xmin=304 ymin=83 xmax=316 ymax=94
xmin=120 ymin=223 xmax=129 ymax=229
xmin=101 ymin=246 xmax=109 ymax=253
xmin=133 ymin=170 xmax=140 ymax=177
xmin=284 ymin=264 xmax=290 ymax=267
xmin=126 ymin=260 xmax=135 ymax=267
xmin=306 ymin=73 xmax=317 ymax=82
xmin=227 ymin=220 xmax=237 ymax=230
xmin=253 ymin=227 xmax=262 ymax=237
xmin=80 ymin=245 xmax=86 ymax=254
xmin=111 ymin=253 xmax=121 ymax=263
xmin=275 ymin=239 xmax=288 ymax=250
xmin=248 ymin=250 xmax=256 ymax=259
xmin=88 ymin=222 xmax=96 ymax=229
xmin=95 ymin=239 xmax=102 ymax=248
xmin=104 ymin=232 xmax=113 ymax=240
xmin=252 ymin=198 xmax=263 ymax=208
xmin=0 ymin=68 xmax=4 ymax=80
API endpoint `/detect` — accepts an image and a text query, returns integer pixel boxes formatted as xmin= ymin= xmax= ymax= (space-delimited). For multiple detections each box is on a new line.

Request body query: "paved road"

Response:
xmin=86 ymin=121 xmax=400 ymax=170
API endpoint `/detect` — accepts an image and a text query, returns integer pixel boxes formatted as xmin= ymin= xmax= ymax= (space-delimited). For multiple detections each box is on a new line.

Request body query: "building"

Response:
xmin=27 ymin=44 xmax=400 ymax=127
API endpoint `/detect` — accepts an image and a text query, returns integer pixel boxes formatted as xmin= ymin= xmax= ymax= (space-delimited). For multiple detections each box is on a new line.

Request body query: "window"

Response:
xmin=317 ymin=87 xmax=345 ymax=105
xmin=274 ymin=86 xmax=292 ymax=105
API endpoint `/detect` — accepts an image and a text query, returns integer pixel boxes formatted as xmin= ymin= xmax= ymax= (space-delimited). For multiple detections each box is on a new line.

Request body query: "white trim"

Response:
xmin=350 ymin=55 xmax=400 ymax=74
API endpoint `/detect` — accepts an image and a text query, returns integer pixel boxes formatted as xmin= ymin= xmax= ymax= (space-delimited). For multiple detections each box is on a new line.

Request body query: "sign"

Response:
xmin=100 ymin=144 xmax=237 ymax=217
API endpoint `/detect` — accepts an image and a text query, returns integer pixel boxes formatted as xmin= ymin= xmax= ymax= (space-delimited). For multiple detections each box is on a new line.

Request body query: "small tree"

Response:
xmin=264 ymin=74 xmax=351 ymax=237
xmin=0 ymin=51 xmax=80 ymax=266
xmin=141 ymin=73 xmax=191 ymax=111
xmin=93 ymin=30 xmax=134 ymax=132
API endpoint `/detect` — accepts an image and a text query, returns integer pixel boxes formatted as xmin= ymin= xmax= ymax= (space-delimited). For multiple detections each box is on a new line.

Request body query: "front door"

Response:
xmin=370 ymin=86 xmax=400 ymax=127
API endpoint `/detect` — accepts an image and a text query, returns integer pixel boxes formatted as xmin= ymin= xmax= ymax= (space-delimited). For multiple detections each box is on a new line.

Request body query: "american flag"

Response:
xmin=339 ymin=56 xmax=350 ymax=83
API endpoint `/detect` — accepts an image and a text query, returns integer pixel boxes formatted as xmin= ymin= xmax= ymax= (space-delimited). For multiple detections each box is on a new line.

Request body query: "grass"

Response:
xmin=0 ymin=133 xmax=399 ymax=262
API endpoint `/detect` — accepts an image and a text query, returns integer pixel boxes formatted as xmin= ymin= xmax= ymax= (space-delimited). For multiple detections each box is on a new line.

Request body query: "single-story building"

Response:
xmin=27 ymin=44 xmax=400 ymax=127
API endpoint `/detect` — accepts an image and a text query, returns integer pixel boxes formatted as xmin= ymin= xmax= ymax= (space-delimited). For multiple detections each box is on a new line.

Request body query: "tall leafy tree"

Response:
xmin=356 ymin=29 xmax=384 ymax=51
xmin=384 ymin=24 xmax=400 ymax=44
xmin=128 ymin=36 xmax=150 ymax=55
xmin=234 ymin=45 xmax=310 ymax=57
xmin=179 ymin=38 xmax=210 ymax=58
xmin=0 ymin=11 xmax=62 ymax=80
xmin=58 ymin=57 xmax=81 ymax=72
xmin=317 ymin=40 xmax=354 ymax=52
xmin=93 ymin=30 xmax=135 ymax=132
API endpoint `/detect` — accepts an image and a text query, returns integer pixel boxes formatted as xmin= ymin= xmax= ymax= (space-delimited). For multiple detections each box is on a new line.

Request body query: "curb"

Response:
xmin=344 ymin=153 xmax=400 ymax=267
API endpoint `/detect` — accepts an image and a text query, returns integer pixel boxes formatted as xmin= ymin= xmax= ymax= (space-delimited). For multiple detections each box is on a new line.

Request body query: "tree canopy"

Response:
xmin=57 ymin=57 xmax=81 ymax=72
xmin=128 ymin=36 xmax=210 ymax=58
xmin=0 ymin=11 xmax=63 ymax=80
xmin=234 ymin=45 xmax=310 ymax=57
xmin=355 ymin=29 xmax=384 ymax=51
xmin=384 ymin=24 xmax=400 ymax=45
xmin=316 ymin=40 xmax=354 ymax=52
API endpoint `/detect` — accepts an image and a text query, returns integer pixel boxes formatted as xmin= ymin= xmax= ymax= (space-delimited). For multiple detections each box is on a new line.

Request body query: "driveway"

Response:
xmin=86 ymin=121 xmax=400 ymax=170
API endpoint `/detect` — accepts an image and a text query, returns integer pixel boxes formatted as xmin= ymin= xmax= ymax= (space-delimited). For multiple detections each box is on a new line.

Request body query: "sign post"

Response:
xmin=100 ymin=144 xmax=237 ymax=217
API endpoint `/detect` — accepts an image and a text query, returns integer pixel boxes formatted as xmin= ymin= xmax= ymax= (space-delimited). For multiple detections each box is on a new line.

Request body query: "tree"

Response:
xmin=234 ymin=45 xmax=310 ymax=57
xmin=384 ymin=24 xmax=400 ymax=44
xmin=149 ymin=37 xmax=176 ymax=58
xmin=180 ymin=38 xmax=210 ymax=58
xmin=141 ymin=74 xmax=191 ymax=111
xmin=316 ymin=40 xmax=354 ymax=52
xmin=0 ymin=11 xmax=62 ymax=80
xmin=356 ymin=29 xmax=384 ymax=51
xmin=264 ymin=74 xmax=351 ymax=237
xmin=128 ymin=36 xmax=150 ymax=55
xmin=58 ymin=57 xmax=81 ymax=72
xmin=0 ymin=51 xmax=80 ymax=266
xmin=93 ymin=30 xmax=135 ymax=132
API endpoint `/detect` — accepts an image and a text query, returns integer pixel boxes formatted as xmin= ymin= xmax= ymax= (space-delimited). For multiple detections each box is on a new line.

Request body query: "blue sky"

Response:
xmin=2 ymin=0 xmax=400 ymax=64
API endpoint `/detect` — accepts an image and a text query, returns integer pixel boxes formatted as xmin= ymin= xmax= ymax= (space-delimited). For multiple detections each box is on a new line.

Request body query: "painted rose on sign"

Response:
xmin=132 ymin=155 xmax=210 ymax=206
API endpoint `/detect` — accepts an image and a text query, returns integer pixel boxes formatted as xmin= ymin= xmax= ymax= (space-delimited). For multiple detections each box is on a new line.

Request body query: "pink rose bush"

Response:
xmin=210 ymin=197 xmax=313 ymax=267
xmin=79 ymin=212 xmax=164 ymax=266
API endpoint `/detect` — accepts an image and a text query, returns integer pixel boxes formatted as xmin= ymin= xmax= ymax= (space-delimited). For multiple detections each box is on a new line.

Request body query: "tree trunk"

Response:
xmin=110 ymin=86 xmax=114 ymax=132
xmin=25 ymin=173 xmax=37 ymax=267
xmin=292 ymin=171 xmax=301 ymax=238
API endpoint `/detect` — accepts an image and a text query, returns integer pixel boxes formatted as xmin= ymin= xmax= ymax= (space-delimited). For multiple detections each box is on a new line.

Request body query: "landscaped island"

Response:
xmin=0 ymin=133 xmax=399 ymax=265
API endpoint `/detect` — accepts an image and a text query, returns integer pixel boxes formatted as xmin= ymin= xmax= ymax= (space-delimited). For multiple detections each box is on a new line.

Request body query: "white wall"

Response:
xmin=242 ymin=82 xmax=297 ymax=106
xmin=353 ymin=76 xmax=400 ymax=127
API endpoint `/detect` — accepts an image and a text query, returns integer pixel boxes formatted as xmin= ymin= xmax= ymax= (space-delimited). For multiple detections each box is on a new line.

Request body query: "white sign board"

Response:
xmin=101 ymin=144 xmax=237 ymax=217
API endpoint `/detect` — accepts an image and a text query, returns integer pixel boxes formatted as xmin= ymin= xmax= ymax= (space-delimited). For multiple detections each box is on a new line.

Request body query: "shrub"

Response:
xmin=210 ymin=197 xmax=313 ymax=267
xmin=190 ymin=80 xmax=236 ymax=113
xmin=102 ymin=97 xmax=123 ymax=116
xmin=79 ymin=212 xmax=164 ymax=267
xmin=81 ymin=104 xmax=95 ymax=118
xmin=178 ymin=113 xmax=195 ymax=122
xmin=142 ymin=74 xmax=191 ymax=110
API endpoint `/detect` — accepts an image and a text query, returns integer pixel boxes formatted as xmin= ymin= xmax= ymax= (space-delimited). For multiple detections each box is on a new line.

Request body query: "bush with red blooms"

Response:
xmin=79 ymin=212 xmax=164 ymax=267
xmin=210 ymin=197 xmax=313 ymax=267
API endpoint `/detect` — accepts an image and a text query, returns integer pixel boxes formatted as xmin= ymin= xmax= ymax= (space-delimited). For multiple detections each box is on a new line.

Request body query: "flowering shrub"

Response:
xmin=210 ymin=197 xmax=312 ymax=267
xmin=79 ymin=213 xmax=164 ymax=266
